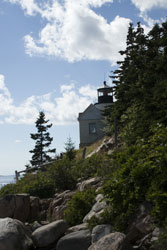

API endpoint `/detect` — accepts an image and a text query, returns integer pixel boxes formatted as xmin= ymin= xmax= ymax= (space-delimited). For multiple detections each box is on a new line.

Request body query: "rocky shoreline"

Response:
xmin=0 ymin=177 xmax=161 ymax=250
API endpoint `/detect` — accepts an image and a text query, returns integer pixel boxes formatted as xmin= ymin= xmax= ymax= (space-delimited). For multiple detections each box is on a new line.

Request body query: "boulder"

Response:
xmin=39 ymin=198 xmax=53 ymax=221
xmin=91 ymin=224 xmax=113 ymax=243
xmin=31 ymin=221 xmax=42 ymax=232
xmin=0 ymin=195 xmax=15 ymax=218
xmin=0 ymin=217 xmax=33 ymax=250
xmin=95 ymin=194 xmax=104 ymax=202
xmin=88 ymin=232 xmax=132 ymax=250
xmin=86 ymin=136 xmax=115 ymax=157
xmin=77 ymin=177 xmax=101 ymax=192
xmin=67 ymin=223 xmax=88 ymax=234
xmin=47 ymin=191 xmax=75 ymax=221
xmin=57 ymin=229 xmax=91 ymax=250
xmin=83 ymin=195 xmax=107 ymax=223
xmin=28 ymin=196 xmax=40 ymax=222
xmin=126 ymin=202 xmax=154 ymax=244
xmin=32 ymin=219 xmax=68 ymax=248
xmin=0 ymin=194 xmax=30 ymax=222
xmin=14 ymin=194 xmax=30 ymax=222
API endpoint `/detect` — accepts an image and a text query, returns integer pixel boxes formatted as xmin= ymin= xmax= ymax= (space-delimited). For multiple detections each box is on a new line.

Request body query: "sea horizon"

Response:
xmin=0 ymin=175 xmax=15 ymax=188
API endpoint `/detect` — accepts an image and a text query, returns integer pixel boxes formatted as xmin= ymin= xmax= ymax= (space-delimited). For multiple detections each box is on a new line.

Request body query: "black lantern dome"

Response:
xmin=97 ymin=81 xmax=113 ymax=104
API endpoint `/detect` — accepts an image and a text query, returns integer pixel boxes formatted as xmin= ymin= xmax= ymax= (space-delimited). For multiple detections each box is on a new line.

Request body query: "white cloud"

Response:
xmin=131 ymin=0 xmax=167 ymax=12
xmin=130 ymin=0 xmax=167 ymax=32
xmin=79 ymin=85 xmax=97 ymax=99
xmin=6 ymin=0 xmax=39 ymax=15
xmin=60 ymin=83 xmax=75 ymax=93
xmin=0 ymin=74 xmax=97 ymax=125
xmin=7 ymin=0 xmax=131 ymax=63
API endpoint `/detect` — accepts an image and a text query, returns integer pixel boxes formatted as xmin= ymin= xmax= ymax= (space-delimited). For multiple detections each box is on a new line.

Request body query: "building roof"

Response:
xmin=78 ymin=104 xmax=103 ymax=121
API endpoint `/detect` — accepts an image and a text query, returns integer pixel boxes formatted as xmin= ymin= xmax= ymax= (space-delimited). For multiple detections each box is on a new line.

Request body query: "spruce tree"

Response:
xmin=105 ymin=21 xmax=167 ymax=142
xmin=29 ymin=111 xmax=56 ymax=166
xmin=64 ymin=136 xmax=76 ymax=160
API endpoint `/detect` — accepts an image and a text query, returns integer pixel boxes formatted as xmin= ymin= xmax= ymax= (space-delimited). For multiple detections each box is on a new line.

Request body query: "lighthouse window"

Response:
xmin=89 ymin=123 xmax=97 ymax=134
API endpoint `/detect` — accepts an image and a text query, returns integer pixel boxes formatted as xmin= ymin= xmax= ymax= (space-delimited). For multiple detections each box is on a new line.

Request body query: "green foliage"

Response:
xmin=0 ymin=183 xmax=18 ymax=197
xmin=0 ymin=153 xmax=106 ymax=199
xmin=153 ymin=230 xmax=167 ymax=250
xmin=73 ymin=153 xmax=112 ymax=180
xmin=48 ymin=159 xmax=76 ymax=191
xmin=64 ymin=188 xmax=96 ymax=226
xmin=106 ymin=22 xmax=167 ymax=143
xmin=64 ymin=136 xmax=76 ymax=160
xmin=19 ymin=172 xmax=55 ymax=198
xmin=101 ymin=22 xmax=167 ymax=231
xmin=30 ymin=111 xmax=56 ymax=166
xmin=87 ymin=208 xmax=113 ymax=230
xmin=102 ymin=125 xmax=167 ymax=231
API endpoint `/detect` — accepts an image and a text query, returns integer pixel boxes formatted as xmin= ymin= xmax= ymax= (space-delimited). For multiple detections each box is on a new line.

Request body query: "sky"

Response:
xmin=0 ymin=0 xmax=166 ymax=175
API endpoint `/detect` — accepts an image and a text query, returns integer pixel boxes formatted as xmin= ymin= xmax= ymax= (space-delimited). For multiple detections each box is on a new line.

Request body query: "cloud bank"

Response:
xmin=131 ymin=0 xmax=167 ymax=12
xmin=0 ymin=74 xmax=97 ymax=125
xmin=6 ymin=0 xmax=165 ymax=63
xmin=7 ymin=0 xmax=131 ymax=64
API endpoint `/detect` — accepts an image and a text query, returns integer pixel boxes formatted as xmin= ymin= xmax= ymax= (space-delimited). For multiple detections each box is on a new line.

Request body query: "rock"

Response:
xmin=78 ymin=177 xmax=101 ymax=192
xmin=92 ymin=200 xmax=107 ymax=213
xmin=86 ymin=137 xmax=115 ymax=158
xmin=83 ymin=194 xmax=107 ymax=223
xmin=83 ymin=210 xmax=96 ymax=222
xmin=0 ymin=195 xmax=15 ymax=218
xmin=47 ymin=191 xmax=75 ymax=221
xmin=39 ymin=198 xmax=53 ymax=221
xmin=57 ymin=229 xmax=91 ymax=250
xmin=150 ymin=227 xmax=161 ymax=243
xmin=28 ymin=196 xmax=40 ymax=222
xmin=31 ymin=221 xmax=42 ymax=232
xmin=0 ymin=217 xmax=33 ymax=250
xmin=132 ymin=233 xmax=152 ymax=249
xmin=0 ymin=194 xmax=30 ymax=222
xmin=126 ymin=202 xmax=154 ymax=244
xmin=95 ymin=194 xmax=104 ymax=202
xmin=92 ymin=224 xmax=113 ymax=243
xmin=88 ymin=232 xmax=132 ymax=250
xmin=67 ymin=223 xmax=88 ymax=233
xmin=14 ymin=194 xmax=30 ymax=222
xmin=32 ymin=219 xmax=68 ymax=248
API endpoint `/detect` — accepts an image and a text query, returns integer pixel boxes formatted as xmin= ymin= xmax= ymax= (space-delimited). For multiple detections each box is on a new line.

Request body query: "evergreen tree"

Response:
xmin=105 ymin=21 xmax=167 ymax=143
xmin=29 ymin=111 xmax=56 ymax=166
xmin=64 ymin=136 xmax=76 ymax=160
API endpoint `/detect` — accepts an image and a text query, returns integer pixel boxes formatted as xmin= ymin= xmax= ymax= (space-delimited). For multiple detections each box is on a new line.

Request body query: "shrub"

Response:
xmin=0 ymin=183 xmax=18 ymax=197
xmin=48 ymin=159 xmax=77 ymax=191
xmin=102 ymin=125 xmax=167 ymax=231
xmin=73 ymin=153 xmax=111 ymax=180
xmin=21 ymin=173 xmax=55 ymax=198
xmin=153 ymin=229 xmax=167 ymax=250
xmin=64 ymin=188 xmax=96 ymax=226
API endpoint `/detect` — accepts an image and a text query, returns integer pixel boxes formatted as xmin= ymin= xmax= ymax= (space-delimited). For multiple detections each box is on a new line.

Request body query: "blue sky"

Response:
xmin=0 ymin=0 xmax=166 ymax=175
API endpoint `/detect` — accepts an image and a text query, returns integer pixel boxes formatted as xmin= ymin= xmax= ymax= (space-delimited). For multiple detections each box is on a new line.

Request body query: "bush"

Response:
xmin=0 ymin=183 xmax=18 ymax=197
xmin=48 ymin=159 xmax=77 ymax=191
xmin=73 ymin=153 xmax=111 ymax=180
xmin=21 ymin=173 xmax=55 ymax=198
xmin=102 ymin=125 xmax=167 ymax=231
xmin=153 ymin=229 xmax=167 ymax=250
xmin=64 ymin=188 xmax=96 ymax=226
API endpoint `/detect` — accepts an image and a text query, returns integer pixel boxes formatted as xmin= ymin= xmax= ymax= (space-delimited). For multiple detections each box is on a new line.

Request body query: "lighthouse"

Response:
xmin=78 ymin=81 xmax=113 ymax=148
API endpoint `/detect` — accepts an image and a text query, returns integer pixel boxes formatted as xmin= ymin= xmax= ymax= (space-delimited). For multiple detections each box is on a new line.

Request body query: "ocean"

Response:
xmin=0 ymin=175 xmax=15 ymax=189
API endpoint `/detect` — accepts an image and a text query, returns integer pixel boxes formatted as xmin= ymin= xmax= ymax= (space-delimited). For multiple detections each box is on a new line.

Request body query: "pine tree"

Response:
xmin=64 ymin=136 xmax=76 ymax=160
xmin=29 ymin=111 xmax=56 ymax=166
xmin=105 ymin=21 xmax=167 ymax=142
